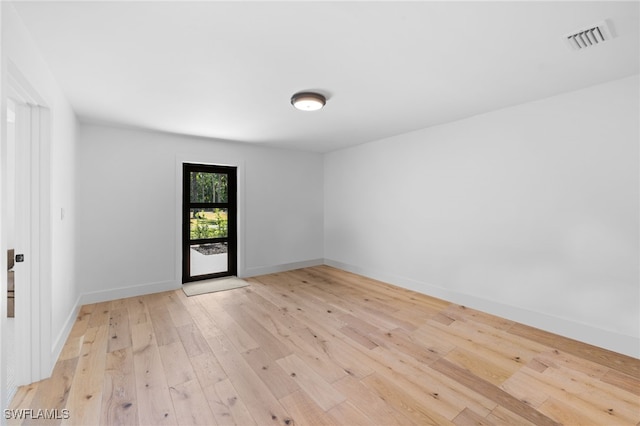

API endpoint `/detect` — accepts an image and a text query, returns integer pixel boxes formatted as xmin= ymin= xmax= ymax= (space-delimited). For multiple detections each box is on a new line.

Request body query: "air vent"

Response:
xmin=565 ymin=20 xmax=614 ymax=50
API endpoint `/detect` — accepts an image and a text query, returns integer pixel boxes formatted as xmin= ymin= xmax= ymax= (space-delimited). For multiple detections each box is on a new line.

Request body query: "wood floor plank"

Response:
xmin=107 ymin=308 xmax=132 ymax=353
xmin=226 ymin=303 xmax=292 ymax=360
xmin=338 ymin=324 xmax=379 ymax=350
xmin=148 ymin=306 xmax=180 ymax=347
xmin=176 ymin=323 xmax=211 ymax=359
xmin=87 ymin=301 xmax=111 ymax=328
xmin=361 ymin=373 xmax=455 ymax=426
xmin=57 ymin=335 xmax=83 ymax=361
xmin=22 ymin=357 xmax=78 ymax=426
xmin=538 ymin=397 xmax=612 ymax=426
xmin=250 ymin=274 xmax=349 ymax=332
xmin=531 ymin=348 xmax=609 ymax=379
xmin=368 ymin=327 xmax=442 ymax=365
xmin=536 ymin=363 xmax=640 ymax=423
xmin=485 ymin=405 xmax=537 ymax=426
xmin=165 ymin=292 xmax=194 ymax=328
xmin=444 ymin=347 xmax=515 ymax=386
xmin=276 ymin=354 xmax=346 ymax=411
xmin=124 ymin=297 xmax=149 ymax=326
xmin=332 ymin=375 xmax=417 ymax=425
xmin=206 ymin=332 xmax=292 ymax=425
xmin=189 ymin=351 xmax=227 ymax=389
xmin=292 ymin=322 xmax=375 ymax=380
xmin=326 ymin=400 xmax=375 ymax=425
xmin=508 ymin=323 xmax=640 ymax=379
xmin=61 ymin=325 xmax=109 ymax=426
xmin=452 ymin=407 xmax=495 ymax=426
xmin=265 ymin=320 xmax=351 ymax=383
xmin=601 ymin=369 xmax=640 ymax=396
xmin=241 ymin=347 xmax=299 ymax=399
xmin=197 ymin=295 xmax=259 ymax=353
xmin=446 ymin=319 xmax=542 ymax=366
xmin=442 ymin=304 xmax=514 ymax=331
xmin=499 ymin=370 xmax=549 ymax=408
xmin=169 ymin=379 xmax=218 ymax=426
xmin=422 ymin=320 xmax=529 ymax=374
xmin=515 ymin=366 xmax=639 ymax=425
xmin=100 ymin=347 xmax=137 ymax=426
xmin=206 ymin=378 xmax=257 ymax=426
xmin=7 ymin=382 xmax=38 ymax=411
xmin=131 ymin=322 xmax=178 ymax=425
xmin=367 ymin=344 xmax=497 ymax=420
xmin=7 ymin=383 xmax=39 ymax=426
xmin=430 ymin=358 xmax=561 ymax=426
xmin=158 ymin=341 xmax=197 ymax=387
xmin=313 ymin=265 xmax=450 ymax=312
xmin=308 ymin=279 xmax=420 ymax=332
xmin=68 ymin=303 xmax=95 ymax=339
xmin=278 ymin=390 xmax=335 ymax=426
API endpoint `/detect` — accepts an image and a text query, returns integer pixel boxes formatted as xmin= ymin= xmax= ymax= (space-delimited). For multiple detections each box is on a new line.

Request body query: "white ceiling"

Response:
xmin=11 ymin=1 xmax=640 ymax=152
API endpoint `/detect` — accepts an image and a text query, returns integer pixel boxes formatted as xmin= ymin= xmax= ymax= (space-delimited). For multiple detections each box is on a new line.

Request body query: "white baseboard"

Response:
xmin=80 ymin=279 xmax=180 ymax=306
xmin=324 ymin=258 xmax=639 ymax=359
xmin=242 ymin=258 xmax=324 ymax=278
xmin=51 ymin=295 xmax=82 ymax=367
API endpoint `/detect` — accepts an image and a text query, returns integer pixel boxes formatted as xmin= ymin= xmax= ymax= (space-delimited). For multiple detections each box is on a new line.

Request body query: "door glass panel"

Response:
xmin=190 ymin=242 xmax=228 ymax=276
xmin=190 ymin=172 xmax=228 ymax=203
xmin=190 ymin=208 xmax=228 ymax=239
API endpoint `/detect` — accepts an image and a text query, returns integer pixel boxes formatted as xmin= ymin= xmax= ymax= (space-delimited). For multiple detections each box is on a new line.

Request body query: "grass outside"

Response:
xmin=190 ymin=209 xmax=228 ymax=239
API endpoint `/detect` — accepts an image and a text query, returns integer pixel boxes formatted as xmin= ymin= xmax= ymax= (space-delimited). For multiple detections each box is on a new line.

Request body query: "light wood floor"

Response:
xmin=8 ymin=266 xmax=640 ymax=425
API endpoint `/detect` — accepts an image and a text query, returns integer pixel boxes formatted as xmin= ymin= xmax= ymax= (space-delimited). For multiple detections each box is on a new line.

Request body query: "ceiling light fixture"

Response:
xmin=291 ymin=91 xmax=326 ymax=111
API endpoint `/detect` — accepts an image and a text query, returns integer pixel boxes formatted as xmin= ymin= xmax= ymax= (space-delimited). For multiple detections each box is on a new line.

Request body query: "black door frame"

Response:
xmin=182 ymin=163 xmax=237 ymax=283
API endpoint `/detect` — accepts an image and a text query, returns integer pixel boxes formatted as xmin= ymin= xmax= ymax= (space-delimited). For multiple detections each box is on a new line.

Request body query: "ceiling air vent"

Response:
xmin=565 ymin=20 xmax=614 ymax=50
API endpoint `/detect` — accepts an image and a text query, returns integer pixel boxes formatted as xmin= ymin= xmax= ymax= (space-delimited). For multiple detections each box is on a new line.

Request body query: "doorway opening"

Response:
xmin=182 ymin=163 xmax=237 ymax=283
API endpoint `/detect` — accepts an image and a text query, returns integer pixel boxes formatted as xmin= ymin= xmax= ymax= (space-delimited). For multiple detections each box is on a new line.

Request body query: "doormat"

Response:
xmin=182 ymin=276 xmax=249 ymax=297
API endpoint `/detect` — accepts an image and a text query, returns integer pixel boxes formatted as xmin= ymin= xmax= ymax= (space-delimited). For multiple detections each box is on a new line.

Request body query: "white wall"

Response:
xmin=76 ymin=123 xmax=324 ymax=302
xmin=325 ymin=75 xmax=639 ymax=357
xmin=2 ymin=4 xmax=79 ymax=377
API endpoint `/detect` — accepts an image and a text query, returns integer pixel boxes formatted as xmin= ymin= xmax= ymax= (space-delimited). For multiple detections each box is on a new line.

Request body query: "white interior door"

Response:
xmin=3 ymin=97 xmax=32 ymax=406
xmin=1 ymin=98 xmax=19 ymax=408
xmin=2 ymin=70 xmax=52 ymax=410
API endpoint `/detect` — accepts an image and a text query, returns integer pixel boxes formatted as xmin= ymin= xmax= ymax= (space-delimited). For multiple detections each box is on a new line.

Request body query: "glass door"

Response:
xmin=182 ymin=163 xmax=237 ymax=283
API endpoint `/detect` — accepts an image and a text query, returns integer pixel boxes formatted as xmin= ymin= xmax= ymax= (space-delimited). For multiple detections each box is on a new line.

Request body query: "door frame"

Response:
xmin=182 ymin=163 xmax=237 ymax=282
xmin=1 ymin=61 xmax=52 ymax=388
xmin=175 ymin=155 xmax=245 ymax=285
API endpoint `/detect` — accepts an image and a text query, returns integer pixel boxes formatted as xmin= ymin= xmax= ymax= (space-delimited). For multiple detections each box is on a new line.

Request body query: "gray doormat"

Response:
xmin=182 ymin=276 xmax=249 ymax=297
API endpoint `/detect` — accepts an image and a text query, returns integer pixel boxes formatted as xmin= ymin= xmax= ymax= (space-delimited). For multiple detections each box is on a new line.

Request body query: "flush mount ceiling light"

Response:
xmin=291 ymin=91 xmax=326 ymax=111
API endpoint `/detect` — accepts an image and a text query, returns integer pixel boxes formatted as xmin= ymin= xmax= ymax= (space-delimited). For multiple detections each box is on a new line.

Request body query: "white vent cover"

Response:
xmin=565 ymin=20 xmax=614 ymax=50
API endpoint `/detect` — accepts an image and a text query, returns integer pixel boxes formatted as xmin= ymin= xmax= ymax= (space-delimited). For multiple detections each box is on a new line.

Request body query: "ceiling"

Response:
xmin=11 ymin=1 xmax=640 ymax=153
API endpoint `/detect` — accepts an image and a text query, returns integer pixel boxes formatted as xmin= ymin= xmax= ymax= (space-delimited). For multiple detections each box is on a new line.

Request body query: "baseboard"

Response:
xmin=242 ymin=258 xmax=325 ymax=278
xmin=51 ymin=294 xmax=82 ymax=367
xmin=324 ymin=258 xmax=639 ymax=359
xmin=80 ymin=279 xmax=180 ymax=306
